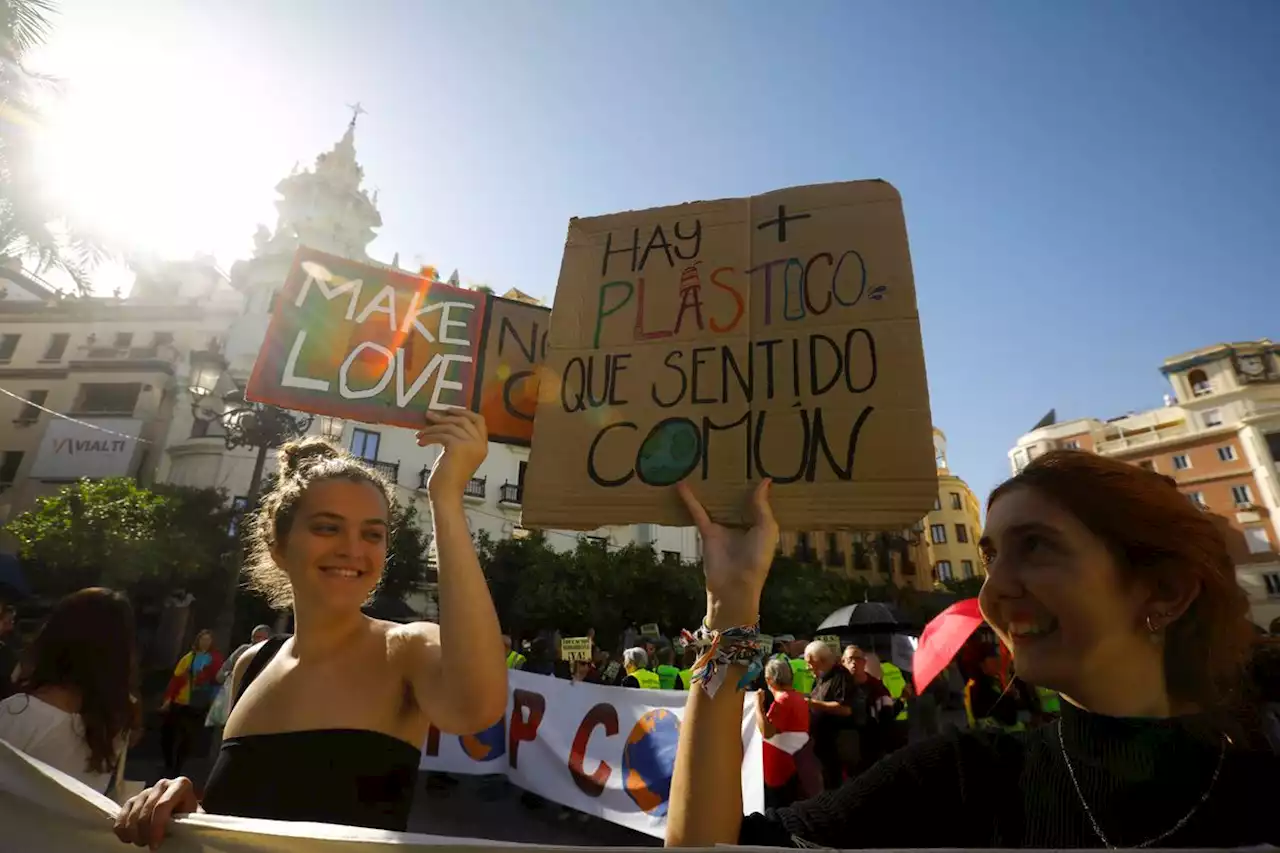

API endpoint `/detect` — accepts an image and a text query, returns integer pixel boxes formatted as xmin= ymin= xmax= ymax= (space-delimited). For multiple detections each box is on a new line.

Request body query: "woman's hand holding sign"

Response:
xmin=668 ymin=478 xmax=778 ymax=848
xmin=676 ymin=478 xmax=778 ymax=630
xmin=416 ymin=409 xmax=489 ymax=503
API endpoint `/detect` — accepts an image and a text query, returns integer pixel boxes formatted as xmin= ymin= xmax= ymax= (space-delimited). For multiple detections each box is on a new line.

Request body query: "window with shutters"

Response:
xmin=73 ymin=383 xmax=141 ymax=415
xmin=0 ymin=451 xmax=23 ymax=484
xmin=42 ymin=333 xmax=70 ymax=361
xmin=16 ymin=390 xmax=47 ymax=423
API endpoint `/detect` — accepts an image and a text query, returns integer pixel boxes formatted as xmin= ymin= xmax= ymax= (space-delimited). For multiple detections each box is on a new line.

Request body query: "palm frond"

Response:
xmin=1 ymin=0 xmax=58 ymax=58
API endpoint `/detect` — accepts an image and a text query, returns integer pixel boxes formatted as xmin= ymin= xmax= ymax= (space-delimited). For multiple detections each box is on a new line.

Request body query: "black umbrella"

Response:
xmin=816 ymin=602 xmax=912 ymax=634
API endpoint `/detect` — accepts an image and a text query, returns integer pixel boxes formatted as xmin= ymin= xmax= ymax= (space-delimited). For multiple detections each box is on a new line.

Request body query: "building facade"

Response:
xmin=924 ymin=429 xmax=985 ymax=583
xmin=1008 ymin=340 xmax=1280 ymax=632
xmin=0 ymin=121 xmax=703 ymax=590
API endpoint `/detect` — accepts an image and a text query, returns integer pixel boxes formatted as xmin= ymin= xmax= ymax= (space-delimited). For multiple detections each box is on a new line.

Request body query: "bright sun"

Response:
xmin=28 ymin=27 xmax=284 ymax=291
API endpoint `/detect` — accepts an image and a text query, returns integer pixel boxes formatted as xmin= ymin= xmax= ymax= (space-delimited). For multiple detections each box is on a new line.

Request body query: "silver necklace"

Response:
xmin=1056 ymin=719 xmax=1225 ymax=849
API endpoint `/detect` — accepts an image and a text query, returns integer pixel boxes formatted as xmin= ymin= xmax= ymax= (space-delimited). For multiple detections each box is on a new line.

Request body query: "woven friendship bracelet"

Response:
xmin=679 ymin=620 xmax=766 ymax=698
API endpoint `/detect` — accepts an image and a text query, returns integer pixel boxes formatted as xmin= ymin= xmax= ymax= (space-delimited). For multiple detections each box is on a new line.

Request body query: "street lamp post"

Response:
xmin=189 ymin=351 xmax=324 ymax=651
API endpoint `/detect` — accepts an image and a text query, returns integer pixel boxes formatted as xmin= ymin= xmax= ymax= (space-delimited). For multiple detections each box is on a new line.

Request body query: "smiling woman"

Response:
xmin=665 ymin=451 xmax=1279 ymax=850
xmin=114 ymin=412 xmax=508 ymax=847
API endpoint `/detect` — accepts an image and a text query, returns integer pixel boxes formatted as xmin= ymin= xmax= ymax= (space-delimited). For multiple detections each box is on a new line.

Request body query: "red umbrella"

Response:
xmin=913 ymin=598 xmax=985 ymax=694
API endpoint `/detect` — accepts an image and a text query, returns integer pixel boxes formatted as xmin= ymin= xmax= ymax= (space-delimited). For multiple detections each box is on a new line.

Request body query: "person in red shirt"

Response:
xmin=755 ymin=657 xmax=810 ymax=808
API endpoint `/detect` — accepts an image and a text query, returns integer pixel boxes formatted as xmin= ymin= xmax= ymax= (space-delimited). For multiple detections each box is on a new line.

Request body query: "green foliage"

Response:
xmin=940 ymin=576 xmax=985 ymax=598
xmin=474 ymin=532 xmax=896 ymax=647
xmin=377 ymin=499 xmax=432 ymax=602
xmin=1 ymin=0 xmax=111 ymax=293
xmin=4 ymin=478 xmax=234 ymax=597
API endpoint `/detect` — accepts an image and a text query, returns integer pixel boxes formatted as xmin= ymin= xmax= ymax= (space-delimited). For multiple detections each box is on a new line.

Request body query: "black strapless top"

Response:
xmin=202 ymin=728 xmax=420 ymax=831
xmin=200 ymin=635 xmax=420 ymax=831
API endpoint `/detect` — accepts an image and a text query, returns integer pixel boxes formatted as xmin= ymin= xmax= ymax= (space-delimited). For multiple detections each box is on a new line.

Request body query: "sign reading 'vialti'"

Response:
xmin=522 ymin=180 xmax=938 ymax=531
xmin=246 ymin=248 xmax=550 ymax=446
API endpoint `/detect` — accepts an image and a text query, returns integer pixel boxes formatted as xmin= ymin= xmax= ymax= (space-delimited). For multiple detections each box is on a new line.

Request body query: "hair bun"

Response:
xmin=279 ymin=438 xmax=341 ymax=477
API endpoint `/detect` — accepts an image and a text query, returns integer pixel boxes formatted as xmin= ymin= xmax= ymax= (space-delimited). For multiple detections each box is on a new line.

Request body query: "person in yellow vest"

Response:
xmin=877 ymin=658 xmax=912 ymax=754
xmin=656 ymin=645 xmax=686 ymax=690
xmin=787 ymin=638 xmax=815 ymax=694
xmin=679 ymin=645 xmax=697 ymax=693
xmin=1034 ymin=684 xmax=1061 ymax=725
xmin=503 ymin=635 xmax=526 ymax=670
xmin=621 ymin=647 xmax=659 ymax=689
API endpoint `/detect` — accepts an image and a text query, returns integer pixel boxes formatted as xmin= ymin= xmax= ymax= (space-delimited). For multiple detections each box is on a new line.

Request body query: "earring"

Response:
xmin=1145 ymin=614 xmax=1160 ymax=634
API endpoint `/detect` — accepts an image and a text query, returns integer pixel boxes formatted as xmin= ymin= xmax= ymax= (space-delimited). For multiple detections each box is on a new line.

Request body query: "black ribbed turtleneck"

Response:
xmin=739 ymin=703 xmax=1277 ymax=848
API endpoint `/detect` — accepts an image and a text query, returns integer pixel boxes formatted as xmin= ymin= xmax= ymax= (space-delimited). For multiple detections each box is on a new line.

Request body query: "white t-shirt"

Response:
xmin=0 ymin=694 xmax=116 ymax=792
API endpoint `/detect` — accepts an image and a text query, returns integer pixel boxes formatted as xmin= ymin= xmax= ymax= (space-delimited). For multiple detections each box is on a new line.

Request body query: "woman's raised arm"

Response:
xmin=665 ymin=479 xmax=776 ymax=848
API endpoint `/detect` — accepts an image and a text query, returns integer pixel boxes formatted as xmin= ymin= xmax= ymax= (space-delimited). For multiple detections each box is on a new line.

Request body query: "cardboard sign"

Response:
xmin=560 ymin=636 xmax=592 ymax=662
xmin=639 ymin=623 xmax=661 ymax=639
xmin=245 ymin=248 xmax=550 ymax=445
xmin=522 ymin=180 xmax=936 ymax=530
xmin=817 ymin=634 xmax=842 ymax=654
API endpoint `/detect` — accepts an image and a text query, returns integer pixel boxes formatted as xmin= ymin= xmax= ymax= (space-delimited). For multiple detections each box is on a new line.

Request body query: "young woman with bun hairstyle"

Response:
xmin=666 ymin=450 xmax=1278 ymax=849
xmin=115 ymin=411 xmax=506 ymax=845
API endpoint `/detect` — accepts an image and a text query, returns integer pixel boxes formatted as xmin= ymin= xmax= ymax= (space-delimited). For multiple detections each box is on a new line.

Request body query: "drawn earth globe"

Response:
xmin=636 ymin=419 xmax=700 ymax=486
xmin=621 ymin=708 xmax=681 ymax=816
xmin=461 ymin=719 xmax=506 ymax=762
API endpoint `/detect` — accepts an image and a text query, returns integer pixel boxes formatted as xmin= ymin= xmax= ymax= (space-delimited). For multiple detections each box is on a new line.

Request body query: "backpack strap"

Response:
xmin=233 ymin=636 xmax=286 ymax=703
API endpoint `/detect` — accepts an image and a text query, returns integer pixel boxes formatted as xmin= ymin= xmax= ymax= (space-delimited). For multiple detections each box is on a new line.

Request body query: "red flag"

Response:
xmin=913 ymin=598 xmax=985 ymax=694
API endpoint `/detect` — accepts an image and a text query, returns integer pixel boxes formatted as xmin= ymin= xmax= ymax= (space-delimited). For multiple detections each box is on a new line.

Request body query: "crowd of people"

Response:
xmin=0 ymin=417 xmax=1276 ymax=848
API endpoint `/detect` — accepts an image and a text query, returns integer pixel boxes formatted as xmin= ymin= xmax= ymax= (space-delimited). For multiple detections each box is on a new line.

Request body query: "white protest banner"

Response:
xmin=0 ymin=739 xmax=1164 ymax=853
xmin=0 ymin=740 xmax=548 ymax=852
xmin=420 ymin=670 xmax=764 ymax=839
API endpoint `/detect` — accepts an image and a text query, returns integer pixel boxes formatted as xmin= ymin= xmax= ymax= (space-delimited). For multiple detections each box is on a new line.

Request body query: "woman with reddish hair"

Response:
xmin=667 ymin=452 xmax=1278 ymax=848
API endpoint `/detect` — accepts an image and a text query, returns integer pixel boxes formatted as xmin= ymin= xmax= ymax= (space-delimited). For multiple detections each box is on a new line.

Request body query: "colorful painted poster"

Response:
xmin=246 ymin=248 xmax=549 ymax=445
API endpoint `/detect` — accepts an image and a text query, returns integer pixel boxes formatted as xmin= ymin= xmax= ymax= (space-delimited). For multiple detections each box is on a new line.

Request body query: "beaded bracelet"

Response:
xmin=679 ymin=619 xmax=766 ymax=698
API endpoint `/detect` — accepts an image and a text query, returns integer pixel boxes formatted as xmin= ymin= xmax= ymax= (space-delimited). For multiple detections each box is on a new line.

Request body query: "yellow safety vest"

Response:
xmin=506 ymin=651 xmax=526 ymax=669
xmin=1036 ymin=685 xmax=1061 ymax=714
xmin=789 ymin=658 xmax=814 ymax=695
xmin=656 ymin=664 xmax=683 ymax=690
xmin=881 ymin=662 xmax=908 ymax=721
xmin=631 ymin=668 xmax=660 ymax=689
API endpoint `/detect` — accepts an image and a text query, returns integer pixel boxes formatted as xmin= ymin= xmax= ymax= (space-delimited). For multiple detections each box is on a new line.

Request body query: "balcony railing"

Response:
xmin=499 ymin=482 xmax=522 ymax=504
xmin=464 ymin=476 xmax=486 ymax=500
xmin=366 ymin=459 xmax=399 ymax=483
xmin=1095 ymin=423 xmax=1193 ymax=455
xmin=76 ymin=343 xmax=180 ymax=363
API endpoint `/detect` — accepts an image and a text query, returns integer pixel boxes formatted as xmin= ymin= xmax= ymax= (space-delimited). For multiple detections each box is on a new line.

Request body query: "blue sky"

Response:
xmin=36 ymin=0 xmax=1280 ymax=506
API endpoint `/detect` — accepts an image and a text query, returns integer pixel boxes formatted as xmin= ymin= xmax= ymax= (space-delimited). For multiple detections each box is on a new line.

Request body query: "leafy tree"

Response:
xmin=1 ymin=0 xmax=111 ymax=292
xmin=5 ymin=478 xmax=234 ymax=597
xmin=940 ymin=576 xmax=984 ymax=598
xmin=473 ymin=529 xmax=899 ymax=649
xmin=376 ymin=499 xmax=432 ymax=603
